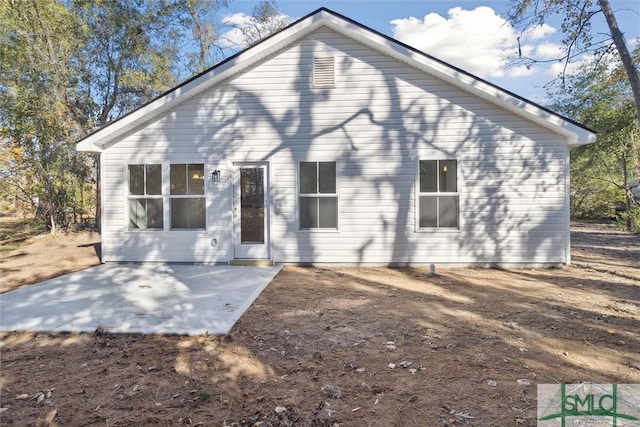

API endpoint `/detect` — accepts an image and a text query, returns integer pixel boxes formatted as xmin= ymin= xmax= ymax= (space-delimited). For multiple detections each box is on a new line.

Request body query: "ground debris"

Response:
xmin=503 ymin=321 xmax=519 ymax=329
xmin=321 ymin=384 xmax=343 ymax=399
xmin=450 ymin=409 xmax=474 ymax=421
xmin=629 ymin=361 xmax=640 ymax=371
xmin=443 ymin=404 xmax=474 ymax=423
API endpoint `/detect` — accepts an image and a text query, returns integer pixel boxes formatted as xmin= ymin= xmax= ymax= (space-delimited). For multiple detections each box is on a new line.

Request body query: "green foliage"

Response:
xmin=70 ymin=0 xmax=180 ymax=125
xmin=0 ymin=0 xmax=287 ymax=233
xmin=570 ymin=144 xmax=623 ymax=218
xmin=616 ymin=208 xmax=640 ymax=232
xmin=551 ymin=48 xmax=640 ymax=231
xmin=509 ymin=0 xmax=640 ymax=131
xmin=0 ymin=0 xmax=90 ymax=231
xmin=197 ymin=389 xmax=212 ymax=401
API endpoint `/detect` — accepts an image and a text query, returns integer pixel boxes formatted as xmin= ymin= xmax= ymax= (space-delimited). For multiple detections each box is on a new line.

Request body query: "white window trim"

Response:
xmin=123 ymin=162 xmax=210 ymax=232
xmin=414 ymin=157 xmax=461 ymax=233
xmin=297 ymin=160 xmax=340 ymax=232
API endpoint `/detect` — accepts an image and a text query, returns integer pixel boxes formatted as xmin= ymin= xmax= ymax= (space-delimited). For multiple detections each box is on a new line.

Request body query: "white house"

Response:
xmin=76 ymin=8 xmax=595 ymax=267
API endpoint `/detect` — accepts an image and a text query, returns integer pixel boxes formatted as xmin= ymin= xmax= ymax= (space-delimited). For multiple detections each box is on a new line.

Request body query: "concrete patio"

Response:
xmin=0 ymin=263 xmax=282 ymax=335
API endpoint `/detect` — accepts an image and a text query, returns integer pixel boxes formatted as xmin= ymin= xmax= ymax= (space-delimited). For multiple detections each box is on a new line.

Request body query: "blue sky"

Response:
xmin=223 ymin=0 xmax=640 ymax=104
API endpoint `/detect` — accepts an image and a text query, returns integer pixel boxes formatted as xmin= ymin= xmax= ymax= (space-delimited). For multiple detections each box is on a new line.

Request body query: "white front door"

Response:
xmin=233 ymin=163 xmax=270 ymax=259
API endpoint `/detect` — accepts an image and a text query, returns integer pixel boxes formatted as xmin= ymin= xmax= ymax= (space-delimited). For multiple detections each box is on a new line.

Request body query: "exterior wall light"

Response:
xmin=211 ymin=170 xmax=221 ymax=183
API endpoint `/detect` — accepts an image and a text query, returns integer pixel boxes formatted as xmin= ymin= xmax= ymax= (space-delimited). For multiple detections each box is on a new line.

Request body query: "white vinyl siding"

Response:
xmin=98 ymin=27 xmax=570 ymax=265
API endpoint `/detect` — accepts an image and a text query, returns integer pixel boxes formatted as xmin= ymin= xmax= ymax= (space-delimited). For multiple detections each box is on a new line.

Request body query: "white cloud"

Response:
xmin=546 ymin=50 xmax=619 ymax=79
xmin=219 ymin=12 xmax=291 ymax=49
xmin=218 ymin=13 xmax=251 ymax=49
xmin=508 ymin=65 xmax=535 ymax=78
xmin=535 ymin=42 xmax=564 ymax=60
xmin=523 ymin=24 xmax=556 ymax=40
xmin=391 ymin=6 xmax=555 ymax=79
xmin=548 ymin=60 xmax=584 ymax=78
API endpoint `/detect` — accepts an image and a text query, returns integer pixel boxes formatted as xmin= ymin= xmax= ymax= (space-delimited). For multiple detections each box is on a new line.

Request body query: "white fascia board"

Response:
xmin=76 ymin=13 xmax=326 ymax=153
xmin=321 ymin=14 xmax=596 ymax=146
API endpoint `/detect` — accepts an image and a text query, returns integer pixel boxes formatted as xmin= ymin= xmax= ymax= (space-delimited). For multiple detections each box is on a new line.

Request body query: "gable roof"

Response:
xmin=76 ymin=7 xmax=596 ymax=152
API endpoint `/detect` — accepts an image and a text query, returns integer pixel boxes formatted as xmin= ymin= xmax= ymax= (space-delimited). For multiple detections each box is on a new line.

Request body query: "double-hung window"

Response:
xmin=128 ymin=164 xmax=163 ymax=229
xmin=418 ymin=159 xmax=459 ymax=229
xmin=170 ymin=164 xmax=205 ymax=229
xmin=299 ymin=161 xmax=338 ymax=229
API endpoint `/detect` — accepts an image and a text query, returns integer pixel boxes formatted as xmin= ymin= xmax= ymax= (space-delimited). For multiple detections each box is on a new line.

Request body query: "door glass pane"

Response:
xmin=439 ymin=160 xmax=457 ymax=193
xmin=170 ymin=164 xmax=187 ymax=195
xmin=419 ymin=161 xmax=437 ymax=193
xmin=128 ymin=165 xmax=144 ymax=195
xmin=188 ymin=164 xmax=205 ymax=195
xmin=419 ymin=196 xmax=437 ymax=227
xmin=240 ymin=168 xmax=264 ymax=243
xmin=319 ymin=162 xmax=336 ymax=194
xmin=146 ymin=165 xmax=162 ymax=195
xmin=300 ymin=162 xmax=317 ymax=194
xmin=318 ymin=197 xmax=337 ymax=228
xmin=439 ymin=196 xmax=459 ymax=228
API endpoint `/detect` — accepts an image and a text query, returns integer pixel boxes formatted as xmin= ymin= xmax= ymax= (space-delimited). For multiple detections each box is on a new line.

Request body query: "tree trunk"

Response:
xmin=599 ymin=0 xmax=640 ymax=126
xmin=45 ymin=173 xmax=57 ymax=235
xmin=621 ymin=154 xmax=632 ymax=231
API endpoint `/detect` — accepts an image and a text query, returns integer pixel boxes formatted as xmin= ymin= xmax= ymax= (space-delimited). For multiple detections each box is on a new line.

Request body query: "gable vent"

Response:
xmin=313 ymin=57 xmax=335 ymax=88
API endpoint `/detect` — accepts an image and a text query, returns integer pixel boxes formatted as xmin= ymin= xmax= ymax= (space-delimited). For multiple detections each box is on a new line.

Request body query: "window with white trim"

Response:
xmin=299 ymin=161 xmax=337 ymax=229
xmin=128 ymin=164 xmax=163 ymax=229
xmin=170 ymin=163 xmax=205 ymax=229
xmin=418 ymin=159 xmax=459 ymax=228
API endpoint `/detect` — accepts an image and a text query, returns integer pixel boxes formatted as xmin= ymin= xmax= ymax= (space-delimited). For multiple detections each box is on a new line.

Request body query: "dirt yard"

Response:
xmin=0 ymin=219 xmax=638 ymax=426
xmin=0 ymin=215 xmax=101 ymax=294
